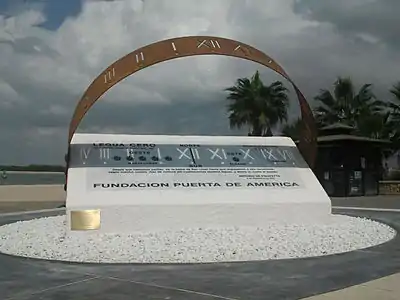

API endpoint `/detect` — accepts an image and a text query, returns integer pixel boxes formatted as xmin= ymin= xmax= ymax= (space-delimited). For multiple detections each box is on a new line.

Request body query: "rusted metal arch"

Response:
xmin=67 ymin=35 xmax=317 ymax=168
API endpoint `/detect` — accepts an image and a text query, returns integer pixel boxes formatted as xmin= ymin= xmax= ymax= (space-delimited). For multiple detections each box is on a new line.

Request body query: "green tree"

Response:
xmin=357 ymin=83 xmax=400 ymax=152
xmin=388 ymin=82 xmax=400 ymax=124
xmin=387 ymin=82 xmax=400 ymax=149
xmin=225 ymin=71 xmax=289 ymax=136
xmin=357 ymin=112 xmax=393 ymax=140
xmin=313 ymin=77 xmax=385 ymax=132
xmin=281 ymin=117 xmax=302 ymax=141
xmin=390 ymin=82 xmax=400 ymax=100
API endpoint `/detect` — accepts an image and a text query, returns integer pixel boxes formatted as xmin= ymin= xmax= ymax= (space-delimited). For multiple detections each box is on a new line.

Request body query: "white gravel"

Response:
xmin=0 ymin=215 xmax=396 ymax=263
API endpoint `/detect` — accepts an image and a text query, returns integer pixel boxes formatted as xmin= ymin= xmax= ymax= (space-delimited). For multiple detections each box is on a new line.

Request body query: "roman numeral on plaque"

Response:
xmin=81 ymin=148 xmax=91 ymax=160
xmin=99 ymin=148 xmax=110 ymax=160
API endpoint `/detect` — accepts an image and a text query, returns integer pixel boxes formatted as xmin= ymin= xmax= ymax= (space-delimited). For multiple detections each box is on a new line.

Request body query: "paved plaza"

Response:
xmin=0 ymin=202 xmax=399 ymax=299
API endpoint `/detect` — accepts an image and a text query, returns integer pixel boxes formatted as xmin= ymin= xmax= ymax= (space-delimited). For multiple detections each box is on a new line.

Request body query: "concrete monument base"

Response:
xmin=65 ymin=134 xmax=331 ymax=234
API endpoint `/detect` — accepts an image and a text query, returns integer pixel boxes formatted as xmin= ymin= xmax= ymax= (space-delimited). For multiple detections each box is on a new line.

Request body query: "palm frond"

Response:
xmin=223 ymin=71 xmax=290 ymax=136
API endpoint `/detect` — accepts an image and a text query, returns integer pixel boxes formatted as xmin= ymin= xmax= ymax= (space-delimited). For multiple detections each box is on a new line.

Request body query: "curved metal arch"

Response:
xmin=68 ymin=35 xmax=317 ymax=167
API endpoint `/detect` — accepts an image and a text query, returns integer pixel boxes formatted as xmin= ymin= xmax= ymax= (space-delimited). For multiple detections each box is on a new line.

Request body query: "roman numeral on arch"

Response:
xmin=135 ymin=52 xmax=145 ymax=67
xmin=197 ymin=39 xmax=221 ymax=49
xmin=103 ymin=67 xmax=116 ymax=84
xmin=233 ymin=44 xmax=251 ymax=56
xmin=171 ymin=42 xmax=178 ymax=54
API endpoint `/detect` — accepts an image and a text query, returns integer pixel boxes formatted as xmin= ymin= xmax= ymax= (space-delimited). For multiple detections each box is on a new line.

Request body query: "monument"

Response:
xmin=0 ymin=38 xmax=395 ymax=267
xmin=66 ymin=134 xmax=330 ymax=232
xmin=65 ymin=36 xmax=325 ymax=233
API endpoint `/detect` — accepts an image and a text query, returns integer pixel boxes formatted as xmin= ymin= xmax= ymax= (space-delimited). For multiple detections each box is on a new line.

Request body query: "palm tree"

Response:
xmin=281 ymin=118 xmax=302 ymax=141
xmin=356 ymin=82 xmax=400 ymax=149
xmin=390 ymin=82 xmax=400 ymax=100
xmin=387 ymin=82 xmax=400 ymax=150
xmin=225 ymin=71 xmax=289 ymax=136
xmin=357 ymin=112 xmax=393 ymax=140
xmin=388 ymin=82 xmax=400 ymax=124
xmin=313 ymin=77 xmax=385 ymax=131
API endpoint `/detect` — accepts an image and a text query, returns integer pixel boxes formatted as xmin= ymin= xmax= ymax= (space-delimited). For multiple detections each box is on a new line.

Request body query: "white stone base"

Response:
xmin=0 ymin=214 xmax=395 ymax=263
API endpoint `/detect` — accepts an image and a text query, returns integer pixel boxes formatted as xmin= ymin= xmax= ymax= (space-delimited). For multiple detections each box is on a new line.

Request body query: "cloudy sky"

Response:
xmin=0 ymin=0 xmax=399 ymax=165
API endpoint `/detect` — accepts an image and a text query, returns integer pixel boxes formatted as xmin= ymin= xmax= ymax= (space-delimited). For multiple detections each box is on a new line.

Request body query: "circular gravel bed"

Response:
xmin=0 ymin=215 xmax=396 ymax=263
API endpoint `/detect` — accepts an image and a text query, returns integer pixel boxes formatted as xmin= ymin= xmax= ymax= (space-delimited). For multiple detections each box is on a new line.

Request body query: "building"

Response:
xmin=298 ymin=123 xmax=391 ymax=197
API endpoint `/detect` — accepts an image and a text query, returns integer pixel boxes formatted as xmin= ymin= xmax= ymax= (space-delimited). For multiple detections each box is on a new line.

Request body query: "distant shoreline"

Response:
xmin=1 ymin=171 xmax=64 ymax=175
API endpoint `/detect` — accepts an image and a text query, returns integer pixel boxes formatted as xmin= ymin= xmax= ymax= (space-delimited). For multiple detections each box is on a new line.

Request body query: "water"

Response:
xmin=0 ymin=172 xmax=64 ymax=185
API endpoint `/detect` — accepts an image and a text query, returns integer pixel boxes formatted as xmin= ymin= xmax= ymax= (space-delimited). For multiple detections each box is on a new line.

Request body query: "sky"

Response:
xmin=0 ymin=0 xmax=399 ymax=165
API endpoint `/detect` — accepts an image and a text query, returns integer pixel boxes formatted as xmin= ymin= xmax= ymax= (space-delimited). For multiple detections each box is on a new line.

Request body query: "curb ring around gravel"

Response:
xmin=0 ymin=212 xmax=398 ymax=265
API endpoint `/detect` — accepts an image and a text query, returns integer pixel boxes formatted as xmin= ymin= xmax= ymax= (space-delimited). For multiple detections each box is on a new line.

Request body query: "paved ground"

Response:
xmin=302 ymin=273 xmax=400 ymax=299
xmin=0 ymin=195 xmax=399 ymax=214
xmin=331 ymin=196 xmax=400 ymax=209
xmin=0 ymin=208 xmax=399 ymax=300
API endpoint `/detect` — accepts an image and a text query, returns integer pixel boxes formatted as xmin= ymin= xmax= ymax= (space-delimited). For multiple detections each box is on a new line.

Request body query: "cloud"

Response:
xmin=0 ymin=0 xmax=399 ymax=164
xmin=294 ymin=0 xmax=400 ymax=49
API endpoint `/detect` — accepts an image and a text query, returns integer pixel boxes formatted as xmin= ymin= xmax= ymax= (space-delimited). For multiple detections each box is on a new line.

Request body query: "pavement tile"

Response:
xmin=301 ymin=273 xmax=400 ymax=300
xmin=17 ymin=277 xmax=222 ymax=300
xmin=0 ymin=257 xmax=94 ymax=300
